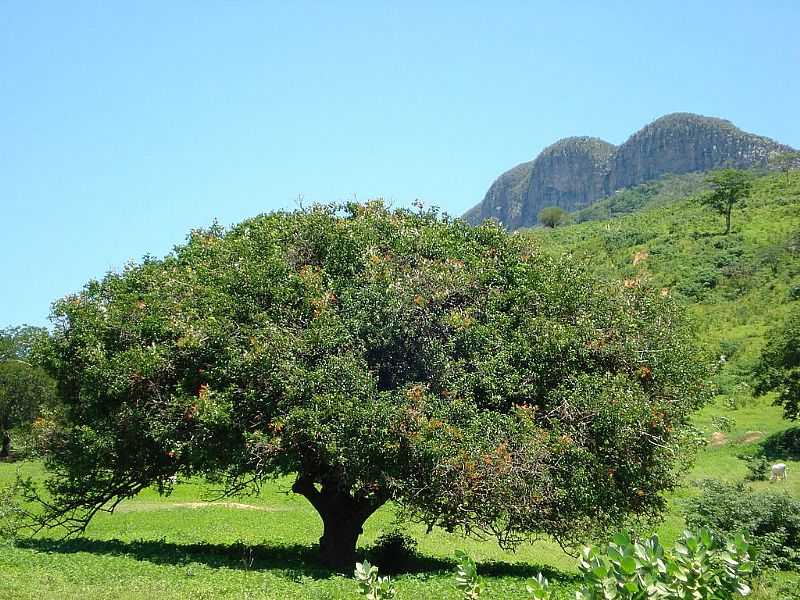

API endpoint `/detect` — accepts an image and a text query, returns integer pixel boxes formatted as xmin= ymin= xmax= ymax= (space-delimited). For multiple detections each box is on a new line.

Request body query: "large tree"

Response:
xmin=0 ymin=326 xmax=55 ymax=457
xmin=31 ymin=203 xmax=707 ymax=570
xmin=700 ymin=169 xmax=752 ymax=235
xmin=754 ymin=307 xmax=800 ymax=420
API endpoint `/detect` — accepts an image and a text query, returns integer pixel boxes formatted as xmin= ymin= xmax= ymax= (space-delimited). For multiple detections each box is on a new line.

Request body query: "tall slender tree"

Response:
xmin=701 ymin=169 xmax=752 ymax=235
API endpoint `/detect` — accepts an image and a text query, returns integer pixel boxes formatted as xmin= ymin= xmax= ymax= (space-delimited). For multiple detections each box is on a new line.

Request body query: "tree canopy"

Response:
xmin=700 ymin=169 xmax=752 ymax=235
xmin=537 ymin=206 xmax=569 ymax=228
xmin=32 ymin=203 xmax=708 ymax=569
xmin=754 ymin=307 xmax=800 ymax=420
xmin=0 ymin=326 xmax=55 ymax=457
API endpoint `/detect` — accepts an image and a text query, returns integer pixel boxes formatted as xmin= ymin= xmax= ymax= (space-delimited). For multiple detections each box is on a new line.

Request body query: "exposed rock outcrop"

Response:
xmin=465 ymin=113 xmax=794 ymax=229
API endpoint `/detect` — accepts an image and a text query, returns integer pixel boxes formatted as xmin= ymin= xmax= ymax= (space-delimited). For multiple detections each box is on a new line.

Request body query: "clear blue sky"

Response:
xmin=2 ymin=1 xmax=799 ymax=328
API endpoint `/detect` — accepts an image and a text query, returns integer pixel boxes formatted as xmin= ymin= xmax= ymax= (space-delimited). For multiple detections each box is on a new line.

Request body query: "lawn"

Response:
xmin=2 ymin=394 xmax=799 ymax=599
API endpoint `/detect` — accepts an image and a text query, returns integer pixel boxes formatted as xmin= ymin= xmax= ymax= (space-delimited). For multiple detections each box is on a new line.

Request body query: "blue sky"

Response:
xmin=2 ymin=1 xmax=799 ymax=327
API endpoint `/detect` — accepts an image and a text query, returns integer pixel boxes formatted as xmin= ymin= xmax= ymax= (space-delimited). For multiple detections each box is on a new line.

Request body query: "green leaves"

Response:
xmin=451 ymin=530 xmax=753 ymax=600
xmin=576 ymin=529 xmax=754 ymax=600
xmin=684 ymin=479 xmax=800 ymax=572
xmin=753 ymin=306 xmax=800 ymax=419
xmin=32 ymin=202 xmax=707 ymax=560
xmin=525 ymin=573 xmax=553 ymax=600
xmin=454 ymin=550 xmax=485 ymax=600
xmin=700 ymin=169 xmax=753 ymax=234
xmin=354 ymin=560 xmax=397 ymax=600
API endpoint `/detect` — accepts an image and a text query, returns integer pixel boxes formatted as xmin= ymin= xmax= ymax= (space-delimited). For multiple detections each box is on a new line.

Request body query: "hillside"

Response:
xmin=525 ymin=170 xmax=800 ymax=397
xmin=465 ymin=113 xmax=794 ymax=229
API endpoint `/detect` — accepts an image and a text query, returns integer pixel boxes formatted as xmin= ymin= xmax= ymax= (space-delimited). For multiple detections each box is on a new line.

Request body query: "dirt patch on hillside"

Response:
xmin=737 ymin=431 xmax=765 ymax=444
xmin=710 ymin=432 xmax=728 ymax=447
xmin=116 ymin=501 xmax=283 ymax=513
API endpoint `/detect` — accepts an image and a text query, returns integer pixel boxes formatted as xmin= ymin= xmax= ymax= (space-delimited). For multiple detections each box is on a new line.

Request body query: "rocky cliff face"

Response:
xmin=464 ymin=113 xmax=793 ymax=229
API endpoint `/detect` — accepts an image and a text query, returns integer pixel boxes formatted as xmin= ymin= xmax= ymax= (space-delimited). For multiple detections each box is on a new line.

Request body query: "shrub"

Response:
xmin=759 ymin=427 xmax=800 ymax=461
xmin=744 ymin=456 xmax=771 ymax=482
xmin=0 ymin=478 xmax=26 ymax=542
xmin=685 ymin=480 xmax=800 ymax=571
xmin=367 ymin=530 xmax=418 ymax=573
xmin=455 ymin=529 xmax=754 ymax=600
xmin=753 ymin=307 xmax=800 ymax=419
xmin=573 ymin=530 xmax=753 ymax=599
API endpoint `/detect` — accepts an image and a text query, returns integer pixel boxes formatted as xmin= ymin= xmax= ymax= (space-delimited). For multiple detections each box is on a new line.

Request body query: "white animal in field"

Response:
xmin=770 ymin=463 xmax=787 ymax=481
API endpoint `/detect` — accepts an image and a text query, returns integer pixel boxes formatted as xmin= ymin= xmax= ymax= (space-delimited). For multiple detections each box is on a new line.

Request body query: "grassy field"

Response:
xmin=2 ymin=393 xmax=799 ymax=599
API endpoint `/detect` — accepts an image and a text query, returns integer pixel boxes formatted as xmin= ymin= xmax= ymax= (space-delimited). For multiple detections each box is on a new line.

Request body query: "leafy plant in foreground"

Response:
xmin=454 ymin=550 xmax=485 ymax=599
xmin=460 ymin=529 xmax=754 ymax=600
xmin=354 ymin=560 xmax=397 ymax=600
xmin=525 ymin=573 xmax=553 ymax=599
xmin=575 ymin=530 xmax=753 ymax=599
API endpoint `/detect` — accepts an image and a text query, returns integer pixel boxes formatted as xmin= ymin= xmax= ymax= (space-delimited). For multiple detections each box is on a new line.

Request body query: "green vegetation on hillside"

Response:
xmin=527 ymin=170 xmax=800 ymax=401
xmin=572 ymin=172 xmax=708 ymax=223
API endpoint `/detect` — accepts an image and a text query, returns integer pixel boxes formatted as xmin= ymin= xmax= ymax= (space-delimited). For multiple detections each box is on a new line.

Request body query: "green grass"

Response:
xmin=0 ymin=461 xmax=579 ymax=599
xmin=2 ymin=393 xmax=799 ymax=599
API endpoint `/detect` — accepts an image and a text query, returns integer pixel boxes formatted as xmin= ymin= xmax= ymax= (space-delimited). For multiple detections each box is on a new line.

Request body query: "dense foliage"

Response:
xmin=685 ymin=480 xmax=800 ymax=572
xmin=32 ymin=202 xmax=707 ymax=569
xmin=358 ymin=530 xmax=755 ymax=600
xmin=529 ymin=170 xmax=800 ymax=408
xmin=573 ymin=172 xmax=708 ymax=224
xmin=754 ymin=307 xmax=800 ymax=419
xmin=0 ymin=326 xmax=55 ymax=457
xmin=540 ymin=530 xmax=753 ymax=600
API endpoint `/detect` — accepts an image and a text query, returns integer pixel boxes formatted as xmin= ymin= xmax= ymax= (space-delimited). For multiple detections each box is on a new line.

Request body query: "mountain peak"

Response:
xmin=465 ymin=113 xmax=793 ymax=229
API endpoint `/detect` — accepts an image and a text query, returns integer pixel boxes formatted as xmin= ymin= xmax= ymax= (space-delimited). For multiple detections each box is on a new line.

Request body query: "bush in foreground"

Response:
xmin=356 ymin=529 xmax=755 ymax=599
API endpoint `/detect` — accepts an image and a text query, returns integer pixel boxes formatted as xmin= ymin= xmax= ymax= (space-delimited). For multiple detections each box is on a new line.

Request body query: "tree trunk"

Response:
xmin=724 ymin=202 xmax=732 ymax=235
xmin=292 ymin=475 xmax=385 ymax=571
xmin=0 ymin=431 xmax=10 ymax=458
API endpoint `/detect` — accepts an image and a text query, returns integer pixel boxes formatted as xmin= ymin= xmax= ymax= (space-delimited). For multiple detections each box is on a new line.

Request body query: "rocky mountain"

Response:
xmin=464 ymin=113 xmax=794 ymax=229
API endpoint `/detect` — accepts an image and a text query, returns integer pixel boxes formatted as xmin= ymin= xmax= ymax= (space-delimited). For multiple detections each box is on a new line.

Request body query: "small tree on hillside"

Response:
xmin=537 ymin=206 xmax=569 ymax=228
xmin=754 ymin=307 xmax=800 ymax=420
xmin=700 ymin=169 xmax=752 ymax=235
xmin=29 ymin=203 xmax=707 ymax=570
xmin=0 ymin=326 xmax=55 ymax=457
xmin=770 ymin=151 xmax=800 ymax=179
